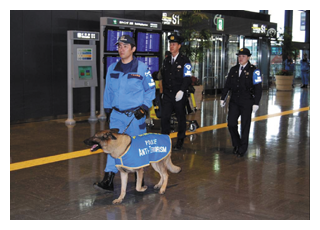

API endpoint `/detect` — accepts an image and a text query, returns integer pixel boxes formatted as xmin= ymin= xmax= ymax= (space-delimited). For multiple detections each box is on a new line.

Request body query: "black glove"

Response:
xmin=134 ymin=107 xmax=147 ymax=120
xmin=104 ymin=108 xmax=112 ymax=124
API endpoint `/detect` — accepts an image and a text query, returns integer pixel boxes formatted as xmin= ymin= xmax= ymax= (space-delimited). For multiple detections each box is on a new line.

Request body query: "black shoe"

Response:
xmin=93 ymin=172 xmax=115 ymax=192
xmin=301 ymin=84 xmax=305 ymax=88
xmin=233 ymin=146 xmax=239 ymax=155
xmin=237 ymin=151 xmax=245 ymax=157
xmin=134 ymin=172 xmax=144 ymax=187
xmin=173 ymin=139 xmax=184 ymax=151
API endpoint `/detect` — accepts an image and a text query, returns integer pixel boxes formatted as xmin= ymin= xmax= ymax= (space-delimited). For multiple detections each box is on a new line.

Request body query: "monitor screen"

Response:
xmin=106 ymin=29 xmax=133 ymax=52
xmin=137 ymin=56 xmax=159 ymax=74
xmin=105 ymin=56 xmax=121 ymax=74
xmin=136 ymin=32 xmax=160 ymax=53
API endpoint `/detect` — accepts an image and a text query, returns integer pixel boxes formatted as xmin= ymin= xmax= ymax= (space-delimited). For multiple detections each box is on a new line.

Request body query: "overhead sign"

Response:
xmin=162 ymin=12 xmax=182 ymax=26
xmin=104 ymin=17 xmax=162 ymax=30
xmin=216 ymin=18 xmax=224 ymax=31
xmin=72 ymin=31 xmax=99 ymax=40
xmin=251 ymin=23 xmax=277 ymax=38
xmin=300 ymin=11 xmax=306 ymax=31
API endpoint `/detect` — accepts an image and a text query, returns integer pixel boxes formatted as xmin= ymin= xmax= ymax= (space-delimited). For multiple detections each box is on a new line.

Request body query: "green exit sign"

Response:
xmin=217 ymin=18 xmax=224 ymax=31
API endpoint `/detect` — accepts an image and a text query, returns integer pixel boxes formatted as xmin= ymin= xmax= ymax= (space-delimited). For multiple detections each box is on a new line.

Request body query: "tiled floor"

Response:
xmin=10 ymin=86 xmax=310 ymax=220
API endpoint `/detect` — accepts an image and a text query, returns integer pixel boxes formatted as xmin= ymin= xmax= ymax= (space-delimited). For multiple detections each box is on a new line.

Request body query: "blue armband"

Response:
xmin=253 ymin=69 xmax=262 ymax=85
xmin=184 ymin=63 xmax=192 ymax=77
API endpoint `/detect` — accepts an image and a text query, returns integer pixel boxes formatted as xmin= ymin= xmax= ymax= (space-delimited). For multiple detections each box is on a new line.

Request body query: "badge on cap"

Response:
xmin=170 ymin=36 xmax=175 ymax=41
xmin=120 ymin=35 xmax=127 ymax=41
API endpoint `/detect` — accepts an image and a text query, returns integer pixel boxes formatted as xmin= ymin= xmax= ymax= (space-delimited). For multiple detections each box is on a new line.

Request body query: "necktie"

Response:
xmin=239 ymin=66 xmax=243 ymax=77
xmin=171 ymin=58 xmax=174 ymax=65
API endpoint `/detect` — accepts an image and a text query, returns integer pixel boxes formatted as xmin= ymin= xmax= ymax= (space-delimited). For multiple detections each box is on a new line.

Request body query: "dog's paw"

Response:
xmin=159 ymin=189 xmax=166 ymax=195
xmin=154 ymin=184 xmax=161 ymax=190
xmin=137 ymin=185 xmax=148 ymax=192
xmin=112 ymin=198 xmax=123 ymax=204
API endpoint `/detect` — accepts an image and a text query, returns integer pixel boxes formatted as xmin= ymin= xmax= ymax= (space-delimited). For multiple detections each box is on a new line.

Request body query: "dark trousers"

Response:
xmin=161 ymin=94 xmax=186 ymax=140
xmin=227 ymin=99 xmax=253 ymax=153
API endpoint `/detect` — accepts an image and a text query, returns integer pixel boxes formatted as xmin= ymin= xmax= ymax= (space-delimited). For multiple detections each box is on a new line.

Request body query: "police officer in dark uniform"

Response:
xmin=220 ymin=48 xmax=262 ymax=157
xmin=161 ymin=34 xmax=192 ymax=151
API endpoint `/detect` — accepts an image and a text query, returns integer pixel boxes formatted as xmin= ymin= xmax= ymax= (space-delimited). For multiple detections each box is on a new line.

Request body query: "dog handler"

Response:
xmin=220 ymin=48 xmax=262 ymax=157
xmin=94 ymin=35 xmax=156 ymax=191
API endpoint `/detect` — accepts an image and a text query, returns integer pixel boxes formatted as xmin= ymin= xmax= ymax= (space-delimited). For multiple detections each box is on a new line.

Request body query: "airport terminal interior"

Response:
xmin=10 ymin=83 xmax=311 ymax=220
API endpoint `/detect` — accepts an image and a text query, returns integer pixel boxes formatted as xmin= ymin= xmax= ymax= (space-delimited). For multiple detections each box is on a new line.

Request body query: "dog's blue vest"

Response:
xmin=115 ymin=133 xmax=171 ymax=169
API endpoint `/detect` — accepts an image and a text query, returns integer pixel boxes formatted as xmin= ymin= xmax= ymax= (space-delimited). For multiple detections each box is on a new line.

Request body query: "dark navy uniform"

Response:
xmin=221 ymin=60 xmax=262 ymax=156
xmin=161 ymin=35 xmax=192 ymax=150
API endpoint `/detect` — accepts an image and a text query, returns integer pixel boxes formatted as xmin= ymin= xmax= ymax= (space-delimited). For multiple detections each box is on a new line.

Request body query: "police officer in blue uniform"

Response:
xmin=94 ymin=35 xmax=156 ymax=191
xmin=220 ymin=48 xmax=262 ymax=157
xmin=161 ymin=34 xmax=192 ymax=151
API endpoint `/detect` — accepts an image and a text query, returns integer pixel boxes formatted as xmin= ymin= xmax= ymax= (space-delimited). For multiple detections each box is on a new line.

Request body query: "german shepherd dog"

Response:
xmin=84 ymin=129 xmax=181 ymax=204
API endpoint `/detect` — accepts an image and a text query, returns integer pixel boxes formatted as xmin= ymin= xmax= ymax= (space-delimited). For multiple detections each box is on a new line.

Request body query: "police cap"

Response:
xmin=115 ymin=35 xmax=136 ymax=46
xmin=236 ymin=48 xmax=252 ymax=56
xmin=168 ymin=34 xmax=182 ymax=44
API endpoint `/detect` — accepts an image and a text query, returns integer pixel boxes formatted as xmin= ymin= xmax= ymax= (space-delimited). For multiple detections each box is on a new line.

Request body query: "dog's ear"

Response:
xmin=109 ymin=133 xmax=117 ymax=140
xmin=110 ymin=128 xmax=120 ymax=133
xmin=102 ymin=132 xmax=117 ymax=140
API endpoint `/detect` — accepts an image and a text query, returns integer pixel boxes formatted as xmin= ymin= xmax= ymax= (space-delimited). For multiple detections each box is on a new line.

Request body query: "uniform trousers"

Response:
xmin=301 ymin=70 xmax=309 ymax=85
xmin=227 ymin=97 xmax=253 ymax=153
xmin=105 ymin=110 xmax=146 ymax=173
xmin=161 ymin=93 xmax=187 ymax=140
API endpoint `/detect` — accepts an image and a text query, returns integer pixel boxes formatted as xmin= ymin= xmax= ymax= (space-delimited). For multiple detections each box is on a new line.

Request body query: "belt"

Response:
xmin=113 ymin=107 xmax=137 ymax=117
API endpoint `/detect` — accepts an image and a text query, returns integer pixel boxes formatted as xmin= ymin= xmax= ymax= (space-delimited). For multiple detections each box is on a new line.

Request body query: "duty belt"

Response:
xmin=113 ymin=107 xmax=137 ymax=117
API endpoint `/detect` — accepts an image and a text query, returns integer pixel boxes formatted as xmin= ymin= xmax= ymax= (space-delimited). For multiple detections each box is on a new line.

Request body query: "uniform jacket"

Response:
xmin=221 ymin=61 xmax=262 ymax=105
xmin=300 ymin=59 xmax=310 ymax=72
xmin=104 ymin=57 xmax=156 ymax=112
xmin=161 ymin=53 xmax=192 ymax=95
xmin=115 ymin=133 xmax=171 ymax=169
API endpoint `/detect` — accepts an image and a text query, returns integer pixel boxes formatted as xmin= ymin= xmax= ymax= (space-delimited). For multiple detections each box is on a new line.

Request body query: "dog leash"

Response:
xmin=122 ymin=116 xmax=135 ymax=134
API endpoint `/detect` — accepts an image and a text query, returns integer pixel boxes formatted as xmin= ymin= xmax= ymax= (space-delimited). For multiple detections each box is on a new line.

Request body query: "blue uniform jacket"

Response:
xmin=115 ymin=133 xmax=171 ymax=169
xmin=104 ymin=57 xmax=156 ymax=112
xmin=300 ymin=59 xmax=310 ymax=72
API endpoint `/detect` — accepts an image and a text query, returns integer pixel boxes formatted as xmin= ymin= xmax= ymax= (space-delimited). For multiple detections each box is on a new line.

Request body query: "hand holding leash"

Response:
xmin=134 ymin=107 xmax=147 ymax=120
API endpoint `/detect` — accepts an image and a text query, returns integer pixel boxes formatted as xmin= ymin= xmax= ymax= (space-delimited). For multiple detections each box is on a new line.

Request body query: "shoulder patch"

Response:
xmin=184 ymin=63 xmax=192 ymax=77
xmin=253 ymin=69 xmax=262 ymax=85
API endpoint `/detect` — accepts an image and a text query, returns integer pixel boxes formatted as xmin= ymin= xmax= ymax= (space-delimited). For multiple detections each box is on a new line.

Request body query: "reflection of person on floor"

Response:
xmin=220 ymin=48 xmax=262 ymax=157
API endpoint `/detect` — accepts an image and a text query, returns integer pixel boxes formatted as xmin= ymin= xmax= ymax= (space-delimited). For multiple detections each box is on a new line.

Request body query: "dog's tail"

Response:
xmin=165 ymin=154 xmax=181 ymax=173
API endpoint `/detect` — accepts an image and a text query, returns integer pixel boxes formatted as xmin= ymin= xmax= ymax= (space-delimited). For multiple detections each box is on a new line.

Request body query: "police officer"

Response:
xmin=220 ymin=48 xmax=262 ymax=157
xmin=300 ymin=53 xmax=310 ymax=88
xmin=161 ymin=34 xmax=192 ymax=151
xmin=94 ymin=35 xmax=156 ymax=191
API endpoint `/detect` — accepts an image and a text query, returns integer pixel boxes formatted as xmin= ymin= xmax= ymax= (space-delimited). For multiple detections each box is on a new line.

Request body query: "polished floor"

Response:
xmin=10 ymin=84 xmax=311 ymax=221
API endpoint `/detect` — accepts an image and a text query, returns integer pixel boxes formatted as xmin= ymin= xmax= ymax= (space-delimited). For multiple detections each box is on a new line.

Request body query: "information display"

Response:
xmin=137 ymin=56 xmax=159 ymax=74
xmin=78 ymin=66 xmax=92 ymax=79
xmin=106 ymin=29 xmax=133 ymax=51
xmin=136 ymin=32 xmax=160 ymax=53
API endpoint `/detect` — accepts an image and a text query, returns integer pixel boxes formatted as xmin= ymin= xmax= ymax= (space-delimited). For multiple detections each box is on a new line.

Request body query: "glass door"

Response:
xmin=202 ymin=35 xmax=224 ymax=95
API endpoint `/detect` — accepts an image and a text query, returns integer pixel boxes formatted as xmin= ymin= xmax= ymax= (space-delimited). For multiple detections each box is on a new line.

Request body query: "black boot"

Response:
xmin=93 ymin=172 xmax=115 ymax=192
xmin=134 ymin=172 xmax=144 ymax=187
xmin=233 ymin=146 xmax=239 ymax=155
xmin=173 ymin=139 xmax=184 ymax=151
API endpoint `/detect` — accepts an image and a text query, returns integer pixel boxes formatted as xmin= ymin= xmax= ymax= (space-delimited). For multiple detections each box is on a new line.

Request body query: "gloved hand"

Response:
xmin=104 ymin=108 xmax=112 ymax=124
xmin=220 ymin=100 xmax=225 ymax=107
xmin=252 ymin=105 xmax=259 ymax=113
xmin=175 ymin=90 xmax=184 ymax=101
xmin=134 ymin=107 xmax=147 ymax=120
